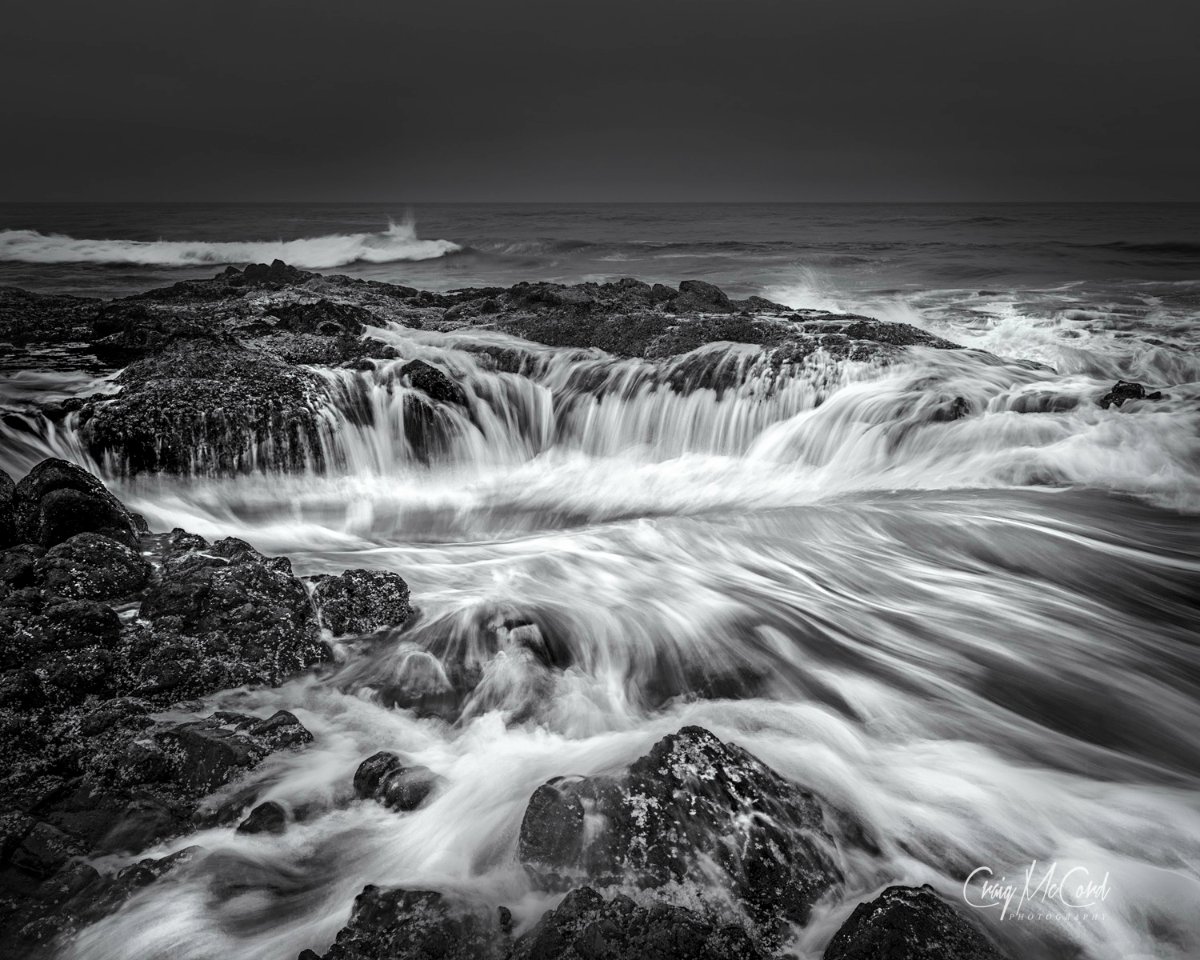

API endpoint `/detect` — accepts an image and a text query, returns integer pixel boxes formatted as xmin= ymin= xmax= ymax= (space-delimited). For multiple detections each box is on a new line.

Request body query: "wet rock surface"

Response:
xmin=822 ymin=885 xmax=1004 ymax=960
xmin=12 ymin=458 xmax=138 ymax=548
xmin=1098 ymin=379 xmax=1163 ymax=409
xmin=0 ymin=459 xmax=419 ymax=958
xmin=352 ymin=751 xmax=441 ymax=812
xmin=313 ymin=568 xmax=413 ymax=636
xmin=305 ymin=886 xmax=502 ymax=960
xmin=509 ymin=886 xmax=767 ymax=960
xmin=138 ymin=530 xmax=326 ymax=692
xmin=518 ymin=726 xmax=842 ymax=940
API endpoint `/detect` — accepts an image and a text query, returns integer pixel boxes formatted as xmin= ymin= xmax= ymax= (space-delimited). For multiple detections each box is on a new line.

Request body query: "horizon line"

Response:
xmin=4 ymin=199 xmax=1200 ymax=206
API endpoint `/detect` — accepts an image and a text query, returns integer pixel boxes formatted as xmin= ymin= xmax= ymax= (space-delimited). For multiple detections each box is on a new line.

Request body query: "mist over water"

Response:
xmin=2 ymin=204 xmax=1198 ymax=959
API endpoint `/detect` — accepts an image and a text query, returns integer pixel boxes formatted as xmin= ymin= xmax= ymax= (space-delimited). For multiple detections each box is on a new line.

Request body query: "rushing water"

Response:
xmin=1 ymin=204 xmax=1198 ymax=960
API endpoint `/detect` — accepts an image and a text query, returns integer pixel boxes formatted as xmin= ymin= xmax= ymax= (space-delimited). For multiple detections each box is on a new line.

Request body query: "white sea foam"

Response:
xmin=0 ymin=219 xmax=460 ymax=268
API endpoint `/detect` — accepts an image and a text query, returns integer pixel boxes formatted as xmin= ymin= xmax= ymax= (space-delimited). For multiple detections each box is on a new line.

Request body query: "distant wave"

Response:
xmin=1051 ymin=239 xmax=1200 ymax=257
xmin=0 ymin=220 xmax=462 ymax=268
xmin=1099 ymin=240 xmax=1200 ymax=256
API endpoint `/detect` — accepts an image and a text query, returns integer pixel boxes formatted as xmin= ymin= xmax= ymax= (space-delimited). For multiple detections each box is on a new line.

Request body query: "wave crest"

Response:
xmin=0 ymin=220 xmax=461 ymax=268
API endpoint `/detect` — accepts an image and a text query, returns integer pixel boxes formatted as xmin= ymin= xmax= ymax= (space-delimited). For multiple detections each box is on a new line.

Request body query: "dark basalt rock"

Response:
xmin=138 ymin=531 xmax=327 ymax=690
xmin=12 ymin=845 xmax=205 ymax=949
xmin=234 ymin=260 xmax=313 ymax=287
xmin=270 ymin=299 xmax=372 ymax=336
xmin=156 ymin=711 xmax=312 ymax=793
xmin=353 ymin=752 xmax=441 ymax=811
xmin=353 ymin=751 xmax=405 ymax=800
xmin=80 ymin=339 xmax=325 ymax=475
xmin=11 ymin=459 xmax=137 ymax=548
xmin=34 ymin=532 xmax=150 ymax=601
xmin=0 ymin=543 xmax=43 ymax=588
xmin=1098 ymin=379 xmax=1163 ymax=409
xmin=0 ymin=469 xmax=14 ymax=548
xmin=0 ymin=461 xmax=411 ymax=957
xmin=236 ymin=800 xmax=287 ymax=835
xmin=822 ymin=885 xmax=1005 ymax=960
xmin=669 ymin=278 xmax=735 ymax=313
xmin=400 ymin=358 xmax=468 ymax=406
xmin=518 ymin=726 xmax=842 ymax=941
xmin=313 ymin=568 xmax=413 ymax=636
xmin=307 ymin=886 xmax=501 ymax=960
xmin=24 ymin=599 xmax=121 ymax=652
xmin=509 ymin=886 xmax=767 ymax=960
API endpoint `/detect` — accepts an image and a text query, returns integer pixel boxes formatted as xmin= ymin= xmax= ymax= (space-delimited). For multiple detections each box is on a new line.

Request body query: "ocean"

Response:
xmin=2 ymin=203 xmax=1198 ymax=960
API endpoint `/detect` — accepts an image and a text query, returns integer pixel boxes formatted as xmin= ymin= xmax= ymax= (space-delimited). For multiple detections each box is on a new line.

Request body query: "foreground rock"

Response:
xmin=509 ymin=886 xmax=766 ymax=960
xmin=518 ymin=726 xmax=842 ymax=942
xmin=138 ymin=531 xmax=325 ymax=693
xmin=0 ymin=459 xmax=416 ymax=957
xmin=823 ymin=885 xmax=1005 ymax=960
xmin=301 ymin=887 xmax=502 ymax=960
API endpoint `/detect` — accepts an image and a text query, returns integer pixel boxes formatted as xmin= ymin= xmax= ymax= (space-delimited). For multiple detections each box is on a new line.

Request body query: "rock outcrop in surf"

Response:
xmin=2 ymin=264 xmax=965 ymax=476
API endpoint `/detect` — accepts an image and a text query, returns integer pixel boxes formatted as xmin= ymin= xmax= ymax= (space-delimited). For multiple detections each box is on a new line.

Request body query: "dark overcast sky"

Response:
xmin=3 ymin=0 xmax=1198 ymax=201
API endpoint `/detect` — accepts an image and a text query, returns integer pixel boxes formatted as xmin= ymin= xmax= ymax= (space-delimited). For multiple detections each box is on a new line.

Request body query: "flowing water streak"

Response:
xmin=2 ymin=328 xmax=1198 ymax=960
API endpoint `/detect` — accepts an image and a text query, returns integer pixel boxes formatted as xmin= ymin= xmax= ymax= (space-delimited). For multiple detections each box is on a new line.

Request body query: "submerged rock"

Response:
xmin=236 ymin=801 xmax=287 ymax=835
xmin=400 ymin=358 xmax=468 ymax=406
xmin=1098 ymin=379 xmax=1163 ymax=409
xmin=313 ymin=568 xmax=412 ymax=636
xmin=822 ymin=885 xmax=1005 ymax=960
xmin=518 ymin=726 xmax=842 ymax=941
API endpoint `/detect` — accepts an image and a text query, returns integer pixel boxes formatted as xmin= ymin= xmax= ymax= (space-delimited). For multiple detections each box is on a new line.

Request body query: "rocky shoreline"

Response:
xmin=2 ymin=260 xmax=978 ymax=478
xmin=0 ymin=262 xmax=1112 ymax=958
xmin=0 ymin=458 xmax=1005 ymax=959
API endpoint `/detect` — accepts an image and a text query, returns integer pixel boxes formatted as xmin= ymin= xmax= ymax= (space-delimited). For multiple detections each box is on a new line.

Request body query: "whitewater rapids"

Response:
xmin=2 ymin=318 xmax=1198 ymax=960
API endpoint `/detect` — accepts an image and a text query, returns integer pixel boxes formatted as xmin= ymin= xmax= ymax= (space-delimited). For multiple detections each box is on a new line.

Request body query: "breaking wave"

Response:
xmin=0 ymin=220 xmax=461 ymax=268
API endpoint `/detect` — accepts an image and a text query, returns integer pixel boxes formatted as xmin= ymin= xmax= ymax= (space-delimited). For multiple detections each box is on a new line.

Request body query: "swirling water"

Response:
xmin=1 ymin=204 xmax=1198 ymax=959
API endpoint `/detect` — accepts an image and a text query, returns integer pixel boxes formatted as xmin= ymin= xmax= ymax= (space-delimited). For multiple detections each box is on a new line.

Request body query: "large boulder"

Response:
xmin=509 ymin=886 xmax=766 ymax=960
xmin=137 ymin=532 xmax=327 ymax=692
xmin=518 ymin=727 xmax=842 ymax=941
xmin=822 ymin=885 xmax=1005 ymax=960
xmin=11 ymin=459 xmax=137 ymax=549
xmin=34 ymin=533 xmax=150 ymax=601
xmin=79 ymin=339 xmax=325 ymax=475
xmin=313 ymin=569 xmax=413 ymax=636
